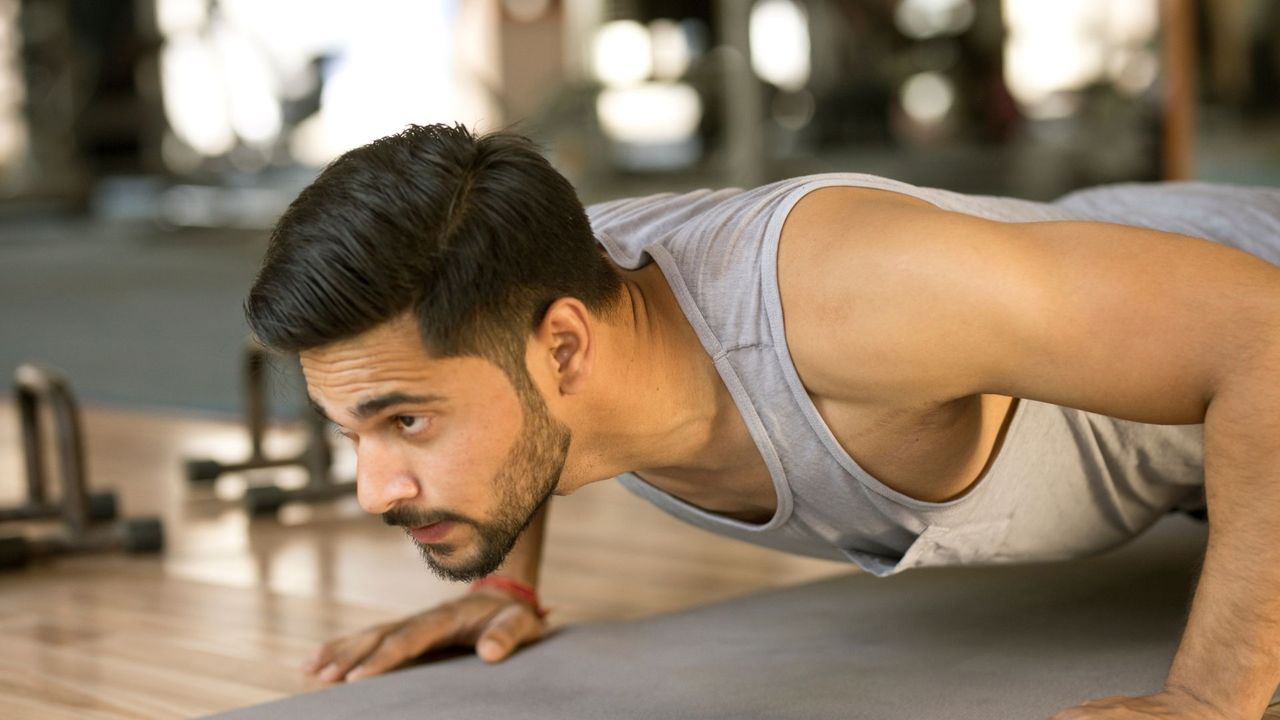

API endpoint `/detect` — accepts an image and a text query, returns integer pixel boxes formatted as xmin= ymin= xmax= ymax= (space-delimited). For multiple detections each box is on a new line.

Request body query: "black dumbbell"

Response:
xmin=89 ymin=491 xmax=118 ymax=521
xmin=122 ymin=517 xmax=164 ymax=554
xmin=0 ymin=536 xmax=30 ymax=569
xmin=244 ymin=485 xmax=288 ymax=515
xmin=186 ymin=459 xmax=225 ymax=483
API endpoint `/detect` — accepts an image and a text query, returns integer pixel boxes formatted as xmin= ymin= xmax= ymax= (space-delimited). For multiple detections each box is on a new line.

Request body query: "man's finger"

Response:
xmin=310 ymin=629 xmax=387 ymax=682
xmin=476 ymin=603 xmax=542 ymax=663
xmin=345 ymin=614 xmax=460 ymax=681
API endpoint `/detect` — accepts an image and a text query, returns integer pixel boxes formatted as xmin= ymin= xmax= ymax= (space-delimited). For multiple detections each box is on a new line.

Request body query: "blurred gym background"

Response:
xmin=1 ymin=2 xmax=1279 ymax=716
xmin=1 ymin=0 xmax=1277 ymax=415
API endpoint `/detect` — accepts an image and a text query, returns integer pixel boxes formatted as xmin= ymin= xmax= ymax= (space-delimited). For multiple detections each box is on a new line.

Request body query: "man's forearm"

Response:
xmin=490 ymin=501 xmax=549 ymax=587
xmin=1166 ymin=339 xmax=1280 ymax=717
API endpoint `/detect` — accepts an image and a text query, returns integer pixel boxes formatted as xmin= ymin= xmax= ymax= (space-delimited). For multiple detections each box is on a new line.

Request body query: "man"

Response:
xmin=245 ymin=123 xmax=1280 ymax=719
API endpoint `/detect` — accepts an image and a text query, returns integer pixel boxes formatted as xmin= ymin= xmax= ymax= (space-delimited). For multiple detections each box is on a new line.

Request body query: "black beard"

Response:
xmin=382 ymin=385 xmax=570 ymax=583
xmin=403 ymin=489 xmax=554 ymax=583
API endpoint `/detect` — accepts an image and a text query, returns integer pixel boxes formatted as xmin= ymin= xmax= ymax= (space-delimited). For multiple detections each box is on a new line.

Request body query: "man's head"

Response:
xmin=245 ymin=124 xmax=622 ymax=581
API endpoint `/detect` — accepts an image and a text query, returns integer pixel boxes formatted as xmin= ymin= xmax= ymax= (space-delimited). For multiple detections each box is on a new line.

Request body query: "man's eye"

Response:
xmin=395 ymin=415 xmax=428 ymax=434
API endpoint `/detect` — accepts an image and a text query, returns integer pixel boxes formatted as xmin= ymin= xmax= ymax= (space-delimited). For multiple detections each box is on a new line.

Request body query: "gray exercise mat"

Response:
xmin=210 ymin=515 xmax=1241 ymax=719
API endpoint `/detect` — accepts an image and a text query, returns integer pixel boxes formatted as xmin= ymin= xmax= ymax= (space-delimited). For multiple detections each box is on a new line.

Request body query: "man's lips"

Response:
xmin=409 ymin=521 xmax=457 ymax=544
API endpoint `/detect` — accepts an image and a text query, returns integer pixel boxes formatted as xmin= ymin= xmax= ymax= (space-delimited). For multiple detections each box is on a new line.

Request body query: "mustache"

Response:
xmin=382 ymin=506 xmax=474 ymax=529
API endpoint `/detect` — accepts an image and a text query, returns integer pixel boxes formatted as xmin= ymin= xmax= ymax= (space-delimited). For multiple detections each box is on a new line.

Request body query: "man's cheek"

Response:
xmin=445 ymin=430 xmax=509 ymax=480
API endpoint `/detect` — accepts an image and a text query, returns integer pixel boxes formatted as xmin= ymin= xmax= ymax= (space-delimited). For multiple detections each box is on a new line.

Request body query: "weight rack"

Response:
xmin=0 ymin=364 xmax=164 ymax=570
xmin=183 ymin=342 xmax=355 ymax=515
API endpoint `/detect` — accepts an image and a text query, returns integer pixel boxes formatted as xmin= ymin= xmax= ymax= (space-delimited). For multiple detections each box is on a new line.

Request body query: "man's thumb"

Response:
xmin=476 ymin=634 xmax=508 ymax=662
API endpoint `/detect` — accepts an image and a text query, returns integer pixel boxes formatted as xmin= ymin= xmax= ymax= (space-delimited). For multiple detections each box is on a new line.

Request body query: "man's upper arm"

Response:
xmin=776 ymin=186 xmax=1280 ymax=423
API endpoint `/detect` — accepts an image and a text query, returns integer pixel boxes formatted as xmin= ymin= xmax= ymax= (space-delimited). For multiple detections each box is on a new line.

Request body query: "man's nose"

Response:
xmin=353 ymin=437 xmax=420 ymax=514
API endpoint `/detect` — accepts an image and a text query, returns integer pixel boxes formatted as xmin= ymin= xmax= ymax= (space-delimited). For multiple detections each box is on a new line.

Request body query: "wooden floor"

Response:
xmin=2 ymin=401 xmax=1278 ymax=718
xmin=0 ymin=401 xmax=848 ymax=718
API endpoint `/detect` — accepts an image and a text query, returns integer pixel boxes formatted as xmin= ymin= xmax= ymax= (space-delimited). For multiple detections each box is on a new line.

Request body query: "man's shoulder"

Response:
xmin=774 ymin=186 xmax=996 ymax=406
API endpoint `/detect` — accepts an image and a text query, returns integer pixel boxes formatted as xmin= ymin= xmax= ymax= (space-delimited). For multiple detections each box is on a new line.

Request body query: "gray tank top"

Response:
xmin=586 ymin=173 xmax=1280 ymax=577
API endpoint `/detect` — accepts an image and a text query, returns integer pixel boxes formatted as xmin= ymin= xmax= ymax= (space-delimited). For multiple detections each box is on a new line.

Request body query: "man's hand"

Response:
xmin=1049 ymin=688 xmax=1237 ymax=720
xmin=301 ymin=590 xmax=546 ymax=683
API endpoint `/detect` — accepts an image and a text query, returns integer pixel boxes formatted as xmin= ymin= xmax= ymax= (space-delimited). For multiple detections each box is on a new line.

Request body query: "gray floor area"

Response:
xmin=0 ymin=218 xmax=305 ymax=417
xmin=207 ymin=515 xmax=1252 ymax=720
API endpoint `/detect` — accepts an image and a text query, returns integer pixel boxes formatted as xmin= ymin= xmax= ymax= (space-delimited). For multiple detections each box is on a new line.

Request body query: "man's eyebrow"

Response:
xmin=308 ymin=392 xmax=446 ymax=424
xmin=350 ymin=392 xmax=446 ymax=420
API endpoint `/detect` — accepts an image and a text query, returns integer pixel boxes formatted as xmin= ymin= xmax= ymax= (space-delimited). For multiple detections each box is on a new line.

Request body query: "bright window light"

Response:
xmin=593 ymin=20 xmax=653 ymax=87
xmin=156 ymin=0 xmax=486 ymax=166
xmin=901 ymin=71 xmax=955 ymax=125
xmin=0 ymin=0 xmax=22 ymax=169
xmin=214 ymin=26 xmax=282 ymax=147
xmin=749 ymin=0 xmax=810 ymax=91
xmin=1002 ymin=0 xmax=1159 ymax=115
xmin=307 ymin=0 xmax=456 ymax=159
xmin=160 ymin=35 xmax=236 ymax=157
xmin=156 ymin=0 xmax=207 ymax=36
xmin=894 ymin=0 xmax=975 ymax=39
xmin=596 ymin=81 xmax=701 ymax=144
xmin=650 ymin=19 xmax=692 ymax=81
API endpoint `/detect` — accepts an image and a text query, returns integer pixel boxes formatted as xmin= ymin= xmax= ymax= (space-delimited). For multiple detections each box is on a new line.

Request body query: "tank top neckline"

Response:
xmin=592 ymin=173 xmax=1026 ymax=535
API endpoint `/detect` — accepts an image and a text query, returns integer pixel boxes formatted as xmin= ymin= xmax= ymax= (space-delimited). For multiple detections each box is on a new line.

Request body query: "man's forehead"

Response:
xmin=299 ymin=339 xmax=443 ymax=391
xmin=301 ymin=348 xmax=441 ymax=397
xmin=301 ymin=343 xmax=508 ymax=407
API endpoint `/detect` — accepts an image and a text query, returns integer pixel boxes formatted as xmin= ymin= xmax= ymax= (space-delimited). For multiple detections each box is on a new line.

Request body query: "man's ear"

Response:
xmin=531 ymin=298 xmax=594 ymax=395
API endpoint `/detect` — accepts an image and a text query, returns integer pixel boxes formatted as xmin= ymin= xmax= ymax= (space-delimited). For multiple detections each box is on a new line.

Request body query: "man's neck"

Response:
xmin=563 ymin=263 xmax=752 ymax=490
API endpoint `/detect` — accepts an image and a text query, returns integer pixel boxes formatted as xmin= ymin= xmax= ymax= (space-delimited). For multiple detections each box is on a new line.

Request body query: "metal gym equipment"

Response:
xmin=0 ymin=364 xmax=164 ymax=570
xmin=183 ymin=342 xmax=355 ymax=515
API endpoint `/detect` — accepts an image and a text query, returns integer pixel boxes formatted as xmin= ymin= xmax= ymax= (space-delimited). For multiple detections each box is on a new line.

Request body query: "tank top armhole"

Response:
xmin=759 ymin=176 xmax=1020 ymax=512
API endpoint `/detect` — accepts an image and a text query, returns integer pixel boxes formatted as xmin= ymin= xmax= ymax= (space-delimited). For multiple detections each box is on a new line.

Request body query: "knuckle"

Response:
xmin=357 ymin=646 xmax=399 ymax=673
xmin=316 ymin=637 xmax=347 ymax=657
xmin=350 ymin=647 xmax=405 ymax=678
xmin=378 ymin=632 xmax=418 ymax=657
xmin=394 ymin=618 xmax=450 ymax=653
xmin=402 ymin=609 xmax=447 ymax=637
xmin=331 ymin=629 xmax=389 ymax=666
xmin=322 ymin=644 xmax=355 ymax=667
xmin=433 ymin=602 xmax=464 ymax=627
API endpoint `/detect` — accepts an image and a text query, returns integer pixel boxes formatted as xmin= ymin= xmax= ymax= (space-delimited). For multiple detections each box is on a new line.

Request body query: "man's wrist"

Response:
xmin=1164 ymin=679 xmax=1259 ymax=720
xmin=469 ymin=576 xmax=549 ymax=619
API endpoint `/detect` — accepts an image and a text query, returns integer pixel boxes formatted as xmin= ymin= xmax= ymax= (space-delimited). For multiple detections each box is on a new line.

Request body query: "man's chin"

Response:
xmin=416 ymin=540 xmax=457 ymax=557
xmin=413 ymin=540 xmax=504 ymax=583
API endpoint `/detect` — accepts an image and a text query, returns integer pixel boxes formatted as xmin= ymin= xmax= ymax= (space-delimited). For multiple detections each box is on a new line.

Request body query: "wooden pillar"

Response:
xmin=1160 ymin=0 xmax=1196 ymax=181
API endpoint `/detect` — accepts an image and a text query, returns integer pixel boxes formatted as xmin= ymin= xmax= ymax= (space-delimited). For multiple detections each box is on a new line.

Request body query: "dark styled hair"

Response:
xmin=244 ymin=123 xmax=622 ymax=378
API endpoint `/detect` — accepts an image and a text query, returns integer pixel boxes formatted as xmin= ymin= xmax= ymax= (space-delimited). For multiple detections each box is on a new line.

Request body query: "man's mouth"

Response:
xmin=409 ymin=521 xmax=456 ymax=544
